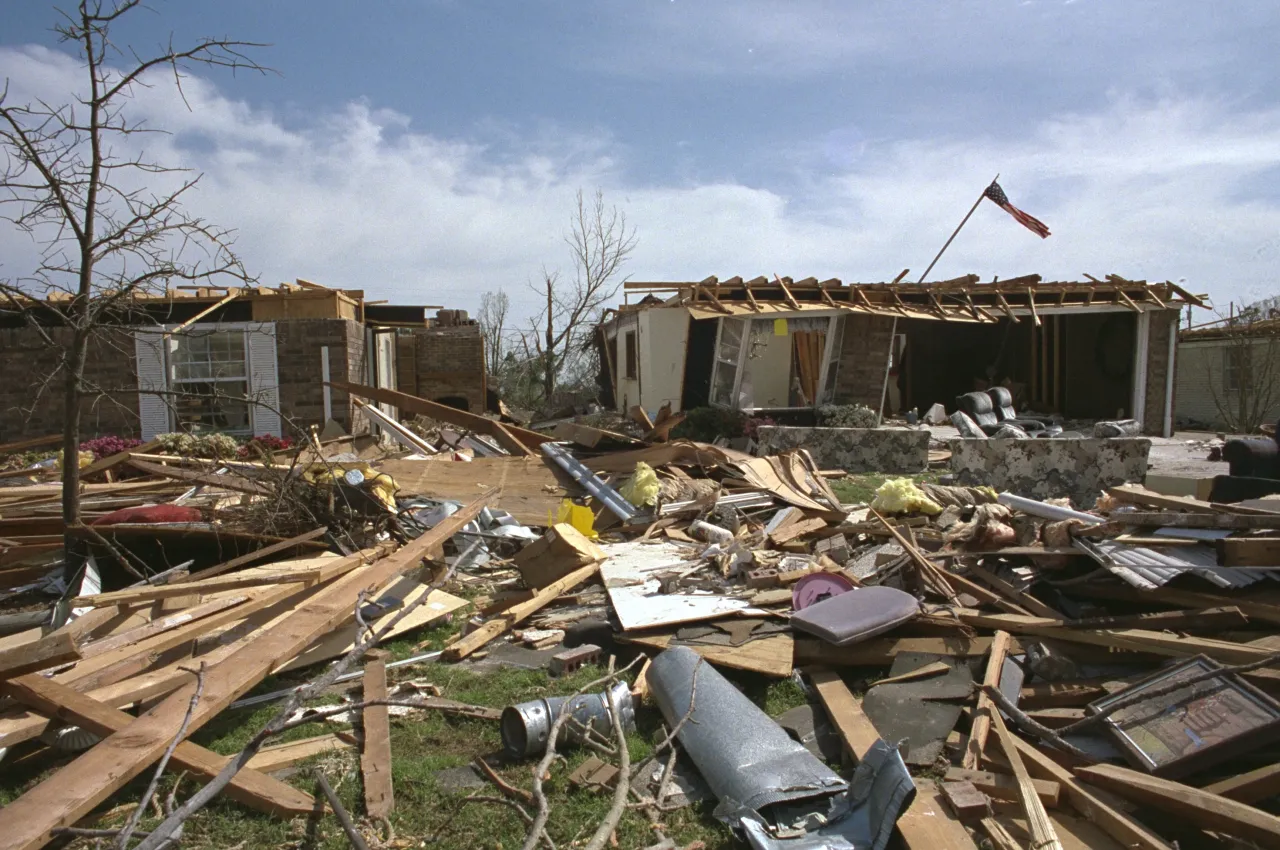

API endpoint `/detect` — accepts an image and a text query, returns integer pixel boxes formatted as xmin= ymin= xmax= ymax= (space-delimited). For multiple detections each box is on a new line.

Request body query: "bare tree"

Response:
xmin=526 ymin=189 xmax=636 ymax=405
xmin=477 ymin=289 xmax=509 ymax=376
xmin=0 ymin=1 xmax=266 ymax=556
xmin=1205 ymin=306 xmax=1280 ymax=433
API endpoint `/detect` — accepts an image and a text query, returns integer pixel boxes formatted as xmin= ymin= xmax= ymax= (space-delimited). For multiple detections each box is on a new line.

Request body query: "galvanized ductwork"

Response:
xmin=501 ymin=680 xmax=635 ymax=758
xmin=648 ymin=646 xmax=915 ymax=850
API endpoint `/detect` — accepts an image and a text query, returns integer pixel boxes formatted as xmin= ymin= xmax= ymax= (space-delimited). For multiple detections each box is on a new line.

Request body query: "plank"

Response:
xmin=0 ymin=434 xmax=62 ymax=453
xmin=795 ymin=636 xmax=1004 ymax=667
xmin=78 ymin=595 xmax=249 ymax=658
xmin=769 ymin=516 xmax=828 ymax=545
xmin=79 ymin=438 xmax=162 ymax=480
xmin=1068 ymin=582 xmax=1280 ymax=627
xmin=125 ymin=458 xmax=275 ymax=495
xmin=1204 ymin=761 xmax=1280 ymax=804
xmin=1218 ymin=537 xmax=1280 ymax=567
xmin=328 ymin=379 xmax=549 ymax=455
xmin=946 ymin=767 xmax=1059 ymax=807
xmin=965 ymin=630 xmax=1012 ymax=770
xmin=1075 ymin=763 xmax=1280 ymax=846
xmin=0 ymin=491 xmax=493 ymax=850
xmin=443 ymin=560 xmax=599 ymax=661
xmin=1117 ymin=511 xmax=1280 ymax=530
xmin=186 ymin=527 xmax=329 ymax=580
xmin=1009 ymin=735 xmax=1171 ymax=850
xmin=1106 ymin=484 xmax=1271 ymax=515
xmin=0 ymin=630 xmax=80 ymax=681
xmin=1060 ymin=606 xmax=1249 ymax=632
xmin=70 ymin=565 xmax=335 ymax=607
xmin=989 ymin=708 xmax=1062 ymax=850
xmin=380 ymin=457 xmax=577 ymax=526
xmin=2 ymin=675 xmax=315 ymax=817
xmin=808 ymin=669 xmax=977 ymax=849
xmin=966 ymin=564 xmax=1063 ymax=618
xmin=361 ymin=649 xmax=393 ymax=818
xmin=619 ymin=632 xmax=793 ymax=678
xmin=246 ymin=734 xmax=354 ymax=773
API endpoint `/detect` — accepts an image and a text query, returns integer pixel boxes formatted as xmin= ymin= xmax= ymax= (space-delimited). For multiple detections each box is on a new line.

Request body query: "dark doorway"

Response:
xmin=681 ymin=317 xmax=718 ymax=410
xmin=436 ymin=395 xmax=470 ymax=411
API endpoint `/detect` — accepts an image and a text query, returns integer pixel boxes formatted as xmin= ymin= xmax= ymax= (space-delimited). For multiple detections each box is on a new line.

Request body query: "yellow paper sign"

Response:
xmin=773 ymin=318 xmax=788 ymax=336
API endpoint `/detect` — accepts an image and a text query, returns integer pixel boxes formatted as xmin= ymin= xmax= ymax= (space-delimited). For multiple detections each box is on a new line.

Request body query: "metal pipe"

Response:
xmin=541 ymin=442 xmax=639 ymax=523
xmin=997 ymin=492 xmax=1103 ymax=524
xmin=500 ymin=681 xmax=635 ymax=758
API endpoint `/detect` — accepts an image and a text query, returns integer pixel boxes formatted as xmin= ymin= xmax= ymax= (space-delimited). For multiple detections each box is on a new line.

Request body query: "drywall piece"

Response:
xmin=598 ymin=540 xmax=766 ymax=631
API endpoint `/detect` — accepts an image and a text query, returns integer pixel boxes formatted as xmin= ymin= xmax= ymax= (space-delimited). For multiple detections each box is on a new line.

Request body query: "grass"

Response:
xmin=0 ymin=615 xmax=826 ymax=850
xmin=829 ymin=471 xmax=939 ymax=505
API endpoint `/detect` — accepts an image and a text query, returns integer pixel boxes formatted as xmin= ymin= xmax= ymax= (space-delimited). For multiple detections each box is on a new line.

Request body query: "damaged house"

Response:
xmin=598 ymin=274 xmax=1202 ymax=436
xmin=1176 ymin=315 xmax=1280 ymax=431
xmin=0 ymin=280 xmax=487 ymax=442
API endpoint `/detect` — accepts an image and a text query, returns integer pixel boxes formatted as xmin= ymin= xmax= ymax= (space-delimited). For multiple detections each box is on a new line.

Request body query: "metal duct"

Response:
xmin=500 ymin=680 xmax=635 ymax=758
xmin=648 ymin=646 xmax=914 ymax=850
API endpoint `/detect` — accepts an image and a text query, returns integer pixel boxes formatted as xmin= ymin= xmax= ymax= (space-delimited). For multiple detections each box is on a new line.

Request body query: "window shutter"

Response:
xmin=246 ymin=322 xmax=282 ymax=437
xmin=134 ymin=330 xmax=171 ymax=439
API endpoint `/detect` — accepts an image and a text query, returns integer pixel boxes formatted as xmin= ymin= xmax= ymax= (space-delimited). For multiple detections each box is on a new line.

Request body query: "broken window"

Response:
xmin=710 ymin=317 xmax=745 ymax=406
xmin=169 ymin=329 xmax=252 ymax=433
xmin=624 ymin=330 xmax=637 ymax=379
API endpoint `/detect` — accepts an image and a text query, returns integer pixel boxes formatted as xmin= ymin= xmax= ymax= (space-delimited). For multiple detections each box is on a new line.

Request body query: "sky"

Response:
xmin=2 ymin=0 xmax=1280 ymax=324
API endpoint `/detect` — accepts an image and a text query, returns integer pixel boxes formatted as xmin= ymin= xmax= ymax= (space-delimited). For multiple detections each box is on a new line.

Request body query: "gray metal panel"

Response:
xmin=1074 ymin=537 xmax=1276 ymax=589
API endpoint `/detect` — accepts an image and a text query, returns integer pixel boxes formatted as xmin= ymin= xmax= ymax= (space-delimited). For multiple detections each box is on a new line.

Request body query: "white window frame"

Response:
xmin=708 ymin=311 xmax=845 ymax=412
xmin=135 ymin=321 xmax=281 ymax=438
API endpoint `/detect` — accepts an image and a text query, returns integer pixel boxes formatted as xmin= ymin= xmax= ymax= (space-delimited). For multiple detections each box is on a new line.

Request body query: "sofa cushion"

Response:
xmin=790 ymin=586 xmax=920 ymax=646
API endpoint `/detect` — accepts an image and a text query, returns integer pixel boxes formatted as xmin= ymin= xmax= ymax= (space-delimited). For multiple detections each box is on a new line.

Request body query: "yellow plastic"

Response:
xmin=619 ymin=461 xmax=661 ymax=507
xmin=555 ymin=499 xmax=597 ymax=539
xmin=302 ymin=462 xmax=398 ymax=511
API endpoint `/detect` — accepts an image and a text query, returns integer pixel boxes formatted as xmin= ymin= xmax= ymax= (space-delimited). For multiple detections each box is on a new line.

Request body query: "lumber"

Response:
xmin=186 ymin=526 xmax=329 ymax=580
xmin=0 ymin=629 xmax=80 ymax=680
xmin=125 ymin=458 xmax=275 ymax=495
xmin=328 ymin=379 xmax=549 ymax=455
xmin=246 ymin=733 xmax=354 ymax=772
xmin=989 ymin=708 xmax=1062 ymax=850
xmin=1115 ymin=511 xmax=1280 ymax=530
xmin=768 ymin=516 xmax=828 ymax=545
xmin=1059 ymin=606 xmax=1249 ymax=632
xmin=443 ymin=560 xmax=600 ymax=660
xmin=809 ymin=669 xmax=977 ymax=849
xmin=0 ymin=434 xmax=63 ymax=454
xmin=965 ymin=630 xmax=1012 ymax=769
xmin=1075 ymin=763 xmax=1280 ymax=846
xmin=946 ymin=767 xmax=1059 ymax=807
xmin=0 ymin=490 xmax=492 ymax=850
xmin=2 ymin=675 xmax=315 ymax=816
xmin=78 ymin=595 xmax=249 ymax=658
xmin=70 ymin=565 xmax=336 ymax=607
xmin=1009 ymin=735 xmax=1171 ymax=850
xmin=1204 ymin=761 xmax=1280 ymax=804
xmin=361 ymin=649 xmax=393 ymax=818
xmin=966 ymin=564 xmax=1063 ymax=618
xmin=1218 ymin=536 xmax=1280 ymax=567
xmin=1106 ymin=484 xmax=1271 ymax=515
xmin=980 ymin=818 xmax=1022 ymax=850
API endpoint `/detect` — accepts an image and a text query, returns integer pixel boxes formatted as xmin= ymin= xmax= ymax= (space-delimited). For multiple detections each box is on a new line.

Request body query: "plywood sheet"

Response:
xmin=621 ymin=631 xmax=793 ymax=677
xmin=379 ymin=458 xmax=581 ymax=526
xmin=599 ymin=540 xmax=766 ymax=631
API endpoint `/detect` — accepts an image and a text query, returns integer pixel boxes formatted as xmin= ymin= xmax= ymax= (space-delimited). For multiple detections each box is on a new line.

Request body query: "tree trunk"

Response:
xmin=61 ymin=325 xmax=90 ymax=580
xmin=543 ymin=280 xmax=555 ymax=403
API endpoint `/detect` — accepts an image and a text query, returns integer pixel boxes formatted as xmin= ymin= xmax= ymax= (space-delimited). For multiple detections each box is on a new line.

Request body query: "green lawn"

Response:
xmin=829 ymin=471 xmax=938 ymax=506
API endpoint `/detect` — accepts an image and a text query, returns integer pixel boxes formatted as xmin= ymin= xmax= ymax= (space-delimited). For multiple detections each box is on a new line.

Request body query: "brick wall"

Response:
xmin=400 ymin=325 xmax=486 ymax=412
xmin=1142 ymin=310 xmax=1179 ymax=435
xmin=0 ymin=325 xmax=140 ymax=442
xmin=263 ymin=318 xmax=368 ymax=436
xmin=832 ymin=314 xmax=896 ymax=408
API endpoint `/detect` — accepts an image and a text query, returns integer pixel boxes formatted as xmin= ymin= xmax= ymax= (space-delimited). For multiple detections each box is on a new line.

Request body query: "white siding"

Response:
xmin=1176 ymin=337 xmax=1280 ymax=430
xmin=134 ymin=330 xmax=171 ymax=440
xmin=246 ymin=322 xmax=282 ymax=437
xmin=640 ymin=307 xmax=689 ymax=413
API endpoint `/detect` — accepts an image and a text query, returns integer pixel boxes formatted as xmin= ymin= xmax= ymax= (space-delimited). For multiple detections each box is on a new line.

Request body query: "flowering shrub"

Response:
xmin=157 ymin=432 xmax=241 ymax=459
xmin=238 ymin=434 xmax=294 ymax=457
xmin=742 ymin=416 xmax=776 ymax=439
xmin=80 ymin=435 xmax=143 ymax=461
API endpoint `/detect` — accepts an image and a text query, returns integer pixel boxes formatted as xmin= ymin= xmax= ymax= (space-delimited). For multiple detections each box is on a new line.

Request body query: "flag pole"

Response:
xmin=876 ymin=174 xmax=997 ymax=424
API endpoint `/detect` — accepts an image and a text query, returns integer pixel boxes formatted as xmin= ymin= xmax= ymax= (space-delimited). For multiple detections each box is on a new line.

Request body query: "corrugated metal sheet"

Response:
xmin=1073 ymin=537 xmax=1279 ymax=589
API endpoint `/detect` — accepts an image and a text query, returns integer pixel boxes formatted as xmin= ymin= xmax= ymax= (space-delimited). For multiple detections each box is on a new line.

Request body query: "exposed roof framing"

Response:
xmin=622 ymin=273 xmax=1206 ymax=324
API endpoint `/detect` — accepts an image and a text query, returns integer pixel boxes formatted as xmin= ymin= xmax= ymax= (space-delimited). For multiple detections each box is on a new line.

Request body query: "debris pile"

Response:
xmin=4 ymin=385 xmax=1280 ymax=849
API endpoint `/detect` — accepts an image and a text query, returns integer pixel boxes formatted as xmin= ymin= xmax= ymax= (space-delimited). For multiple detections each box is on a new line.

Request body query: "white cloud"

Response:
xmin=3 ymin=44 xmax=1279 ymax=325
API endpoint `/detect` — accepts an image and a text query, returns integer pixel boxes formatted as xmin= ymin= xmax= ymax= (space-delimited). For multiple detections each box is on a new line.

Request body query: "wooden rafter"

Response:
xmin=928 ymin=292 xmax=951 ymax=321
xmin=892 ymin=268 xmax=910 ymax=283
xmin=694 ymin=284 xmax=732 ymax=314
xmin=741 ymin=280 xmax=761 ymax=312
xmin=1115 ymin=289 xmax=1142 ymax=312
xmin=774 ymin=274 xmax=802 ymax=310
xmin=1026 ymin=288 xmax=1042 ymax=327
xmin=995 ymin=292 xmax=1020 ymax=323
xmin=889 ymin=290 xmax=911 ymax=317
xmin=817 ymin=281 xmax=837 ymax=307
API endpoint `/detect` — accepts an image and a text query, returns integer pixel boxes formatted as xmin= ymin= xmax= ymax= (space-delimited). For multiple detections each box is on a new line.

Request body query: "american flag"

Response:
xmin=983 ymin=180 xmax=1051 ymax=238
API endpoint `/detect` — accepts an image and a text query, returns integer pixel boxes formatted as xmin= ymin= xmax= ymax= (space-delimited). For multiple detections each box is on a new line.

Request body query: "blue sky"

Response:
xmin=4 ymin=1 xmax=1280 ymax=321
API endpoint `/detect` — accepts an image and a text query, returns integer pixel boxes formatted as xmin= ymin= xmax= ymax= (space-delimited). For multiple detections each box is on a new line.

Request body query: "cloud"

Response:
xmin=2 ymin=43 xmax=1279 ymax=326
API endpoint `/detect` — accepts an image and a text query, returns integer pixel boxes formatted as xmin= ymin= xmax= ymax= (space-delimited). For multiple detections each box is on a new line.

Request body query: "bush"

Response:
xmin=816 ymin=403 xmax=877 ymax=428
xmin=670 ymin=407 xmax=747 ymax=443
xmin=238 ymin=434 xmax=294 ymax=457
xmin=157 ymin=432 xmax=241 ymax=459
xmin=80 ymin=435 xmax=143 ymax=461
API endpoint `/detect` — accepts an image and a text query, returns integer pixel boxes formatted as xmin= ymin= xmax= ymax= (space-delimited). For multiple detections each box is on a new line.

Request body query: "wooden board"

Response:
xmin=379 ymin=457 xmax=579 ymax=526
xmin=1075 ymin=763 xmax=1280 ymax=846
xmin=945 ymin=767 xmax=1059 ymax=807
xmin=1204 ymin=761 xmax=1280 ymax=804
xmin=0 ymin=630 xmax=79 ymax=681
xmin=795 ymin=635 xmax=1004 ymax=667
xmin=0 ymin=493 xmax=491 ymax=850
xmin=2 ymin=674 xmax=315 ymax=817
xmin=965 ymin=630 xmax=1012 ymax=770
xmin=1218 ymin=537 xmax=1280 ymax=567
xmin=246 ymin=734 xmax=354 ymax=772
xmin=807 ymin=669 xmax=977 ymax=849
xmin=361 ymin=650 xmax=393 ymax=818
xmin=619 ymin=631 xmax=794 ymax=678
xmin=1009 ymin=735 xmax=1171 ymax=850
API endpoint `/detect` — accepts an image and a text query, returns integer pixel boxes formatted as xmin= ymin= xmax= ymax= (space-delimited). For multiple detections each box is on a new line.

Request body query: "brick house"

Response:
xmin=599 ymin=274 xmax=1203 ymax=436
xmin=0 ymin=281 xmax=486 ymax=442
xmin=1175 ymin=317 xmax=1280 ymax=430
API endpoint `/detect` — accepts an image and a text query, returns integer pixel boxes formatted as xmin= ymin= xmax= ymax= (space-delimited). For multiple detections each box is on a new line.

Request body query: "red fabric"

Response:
xmin=90 ymin=505 xmax=203 ymax=526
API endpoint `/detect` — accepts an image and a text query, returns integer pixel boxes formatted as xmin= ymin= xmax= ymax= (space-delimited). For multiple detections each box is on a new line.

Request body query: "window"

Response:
xmin=623 ymin=330 xmax=638 ymax=379
xmin=168 ymin=329 xmax=252 ymax=433
xmin=710 ymin=317 xmax=746 ymax=406
xmin=1224 ymin=346 xmax=1251 ymax=392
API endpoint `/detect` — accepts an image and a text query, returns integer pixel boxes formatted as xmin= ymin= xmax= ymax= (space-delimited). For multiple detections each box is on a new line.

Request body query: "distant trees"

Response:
xmin=481 ymin=189 xmax=636 ymax=413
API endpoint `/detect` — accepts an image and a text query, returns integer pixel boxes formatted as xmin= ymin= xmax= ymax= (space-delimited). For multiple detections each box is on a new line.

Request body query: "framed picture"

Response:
xmin=1088 ymin=654 xmax=1280 ymax=778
